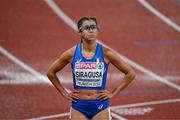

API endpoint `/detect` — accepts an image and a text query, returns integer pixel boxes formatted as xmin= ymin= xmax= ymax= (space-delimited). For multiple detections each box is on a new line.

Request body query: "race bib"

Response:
xmin=75 ymin=62 xmax=104 ymax=87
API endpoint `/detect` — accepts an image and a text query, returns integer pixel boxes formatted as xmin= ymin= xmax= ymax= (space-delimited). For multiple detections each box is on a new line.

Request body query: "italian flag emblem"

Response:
xmin=95 ymin=58 xmax=101 ymax=63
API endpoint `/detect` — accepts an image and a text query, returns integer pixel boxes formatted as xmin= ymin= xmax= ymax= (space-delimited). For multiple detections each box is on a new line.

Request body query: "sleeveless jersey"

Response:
xmin=71 ymin=42 xmax=108 ymax=90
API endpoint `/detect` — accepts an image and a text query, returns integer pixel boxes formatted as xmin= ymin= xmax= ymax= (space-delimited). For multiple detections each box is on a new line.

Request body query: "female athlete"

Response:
xmin=47 ymin=16 xmax=135 ymax=120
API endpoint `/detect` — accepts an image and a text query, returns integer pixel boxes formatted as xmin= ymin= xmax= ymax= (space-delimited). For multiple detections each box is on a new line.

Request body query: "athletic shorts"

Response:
xmin=71 ymin=99 xmax=110 ymax=119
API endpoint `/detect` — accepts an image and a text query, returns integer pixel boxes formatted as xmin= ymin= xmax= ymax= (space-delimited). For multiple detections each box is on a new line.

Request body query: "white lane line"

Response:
xmin=117 ymin=54 xmax=180 ymax=90
xmin=111 ymin=98 xmax=180 ymax=109
xmin=138 ymin=0 xmax=180 ymax=32
xmin=0 ymin=46 xmax=51 ymax=84
xmin=44 ymin=0 xmax=77 ymax=31
xmin=136 ymin=75 xmax=180 ymax=81
xmin=44 ymin=0 xmax=180 ymax=91
xmin=111 ymin=112 xmax=127 ymax=120
xmin=0 ymin=46 xmax=71 ymax=92
xmin=28 ymin=98 xmax=180 ymax=120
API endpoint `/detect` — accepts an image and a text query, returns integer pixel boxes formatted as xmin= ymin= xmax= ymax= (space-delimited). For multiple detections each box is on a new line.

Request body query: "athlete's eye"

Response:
xmin=80 ymin=24 xmax=98 ymax=31
xmin=90 ymin=25 xmax=98 ymax=29
xmin=83 ymin=25 xmax=90 ymax=30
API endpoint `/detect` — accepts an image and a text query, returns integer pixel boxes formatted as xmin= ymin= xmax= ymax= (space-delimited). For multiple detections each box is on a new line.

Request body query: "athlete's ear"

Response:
xmin=77 ymin=27 xmax=82 ymax=33
xmin=78 ymin=31 xmax=82 ymax=36
xmin=77 ymin=28 xmax=81 ymax=33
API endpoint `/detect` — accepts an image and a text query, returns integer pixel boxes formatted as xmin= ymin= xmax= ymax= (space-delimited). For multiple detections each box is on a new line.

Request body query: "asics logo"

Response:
xmin=98 ymin=104 xmax=103 ymax=110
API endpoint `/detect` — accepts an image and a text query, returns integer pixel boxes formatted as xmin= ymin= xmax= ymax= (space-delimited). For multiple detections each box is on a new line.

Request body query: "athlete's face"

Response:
xmin=80 ymin=20 xmax=99 ymax=41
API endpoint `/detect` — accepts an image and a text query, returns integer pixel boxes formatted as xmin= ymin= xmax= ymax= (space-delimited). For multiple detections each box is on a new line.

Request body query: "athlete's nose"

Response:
xmin=89 ymin=28 xmax=94 ymax=32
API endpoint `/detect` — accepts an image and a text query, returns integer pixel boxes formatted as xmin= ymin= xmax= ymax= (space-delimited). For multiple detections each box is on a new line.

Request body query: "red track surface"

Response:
xmin=0 ymin=0 xmax=180 ymax=119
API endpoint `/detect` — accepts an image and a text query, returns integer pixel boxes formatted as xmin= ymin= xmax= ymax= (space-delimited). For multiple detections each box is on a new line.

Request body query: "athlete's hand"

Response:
xmin=96 ymin=90 xmax=114 ymax=101
xmin=65 ymin=91 xmax=80 ymax=102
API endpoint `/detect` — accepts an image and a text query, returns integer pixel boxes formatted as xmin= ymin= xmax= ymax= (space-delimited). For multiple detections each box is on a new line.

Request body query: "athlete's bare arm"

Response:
xmin=47 ymin=46 xmax=80 ymax=102
xmin=96 ymin=45 xmax=136 ymax=101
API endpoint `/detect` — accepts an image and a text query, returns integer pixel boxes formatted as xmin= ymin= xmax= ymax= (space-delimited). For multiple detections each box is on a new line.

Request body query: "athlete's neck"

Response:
xmin=82 ymin=40 xmax=97 ymax=53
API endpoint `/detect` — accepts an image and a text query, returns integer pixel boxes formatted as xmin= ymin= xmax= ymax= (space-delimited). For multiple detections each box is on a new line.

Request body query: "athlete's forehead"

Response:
xmin=82 ymin=20 xmax=97 ymax=26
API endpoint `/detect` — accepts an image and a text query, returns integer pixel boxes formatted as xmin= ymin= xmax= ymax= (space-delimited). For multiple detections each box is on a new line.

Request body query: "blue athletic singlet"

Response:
xmin=71 ymin=42 xmax=108 ymax=90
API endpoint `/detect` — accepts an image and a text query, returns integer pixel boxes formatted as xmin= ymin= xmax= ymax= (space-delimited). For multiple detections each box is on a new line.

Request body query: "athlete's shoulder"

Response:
xmin=101 ymin=43 xmax=113 ymax=55
xmin=99 ymin=42 xmax=113 ymax=63
xmin=101 ymin=42 xmax=120 ymax=62
xmin=60 ymin=44 xmax=77 ymax=62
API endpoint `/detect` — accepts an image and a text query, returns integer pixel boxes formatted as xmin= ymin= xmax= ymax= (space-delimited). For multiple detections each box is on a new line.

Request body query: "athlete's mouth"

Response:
xmin=88 ymin=34 xmax=96 ymax=37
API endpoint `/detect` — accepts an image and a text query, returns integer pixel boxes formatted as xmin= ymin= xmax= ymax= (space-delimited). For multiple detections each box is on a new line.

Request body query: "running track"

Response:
xmin=0 ymin=0 xmax=180 ymax=119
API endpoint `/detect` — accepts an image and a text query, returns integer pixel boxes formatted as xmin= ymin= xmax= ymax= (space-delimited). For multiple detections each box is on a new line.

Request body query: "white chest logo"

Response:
xmin=75 ymin=62 xmax=104 ymax=87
